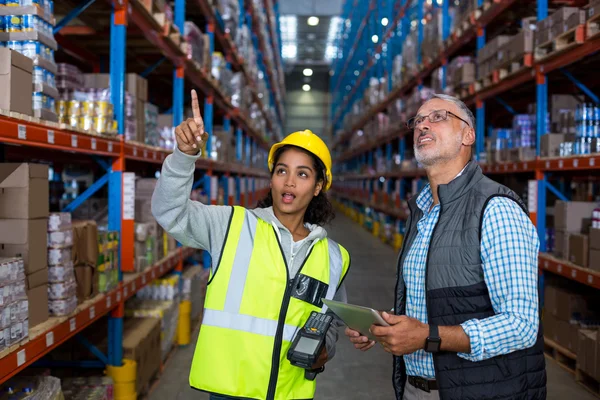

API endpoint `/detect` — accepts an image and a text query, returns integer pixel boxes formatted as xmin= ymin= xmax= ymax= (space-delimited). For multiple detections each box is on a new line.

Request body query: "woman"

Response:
xmin=152 ymin=90 xmax=351 ymax=400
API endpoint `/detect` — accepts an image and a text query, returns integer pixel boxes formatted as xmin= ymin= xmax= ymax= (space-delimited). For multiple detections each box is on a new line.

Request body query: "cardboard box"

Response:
xmin=510 ymin=29 xmax=534 ymax=56
xmin=0 ymin=48 xmax=33 ymax=116
xmin=578 ymin=329 xmax=600 ymax=380
xmin=590 ymin=228 xmax=600 ymax=250
xmin=589 ymin=1 xmax=600 ymax=21
xmin=27 ymin=267 xmax=48 ymax=289
xmin=551 ymin=7 xmax=581 ymax=27
xmin=0 ymin=219 xmax=47 ymax=274
xmin=72 ymin=220 xmax=98 ymax=267
xmin=75 ymin=265 xmax=97 ymax=301
xmin=590 ymin=249 xmax=600 ymax=272
xmin=569 ymin=234 xmax=589 ymax=268
xmin=136 ymin=99 xmax=146 ymax=143
xmin=0 ymin=163 xmax=49 ymax=219
xmin=566 ymin=10 xmax=586 ymax=31
xmin=122 ymin=317 xmax=162 ymax=394
xmin=83 ymin=73 xmax=148 ymax=101
xmin=554 ymin=201 xmax=597 ymax=232
xmin=544 ymin=312 xmax=580 ymax=353
xmin=27 ymin=284 xmax=49 ymax=327
xmin=545 ymin=284 xmax=592 ymax=321
xmin=541 ymin=133 xmax=566 ymax=157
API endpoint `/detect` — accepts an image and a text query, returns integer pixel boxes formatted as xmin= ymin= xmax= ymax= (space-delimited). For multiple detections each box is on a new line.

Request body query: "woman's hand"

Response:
xmin=175 ymin=89 xmax=208 ymax=156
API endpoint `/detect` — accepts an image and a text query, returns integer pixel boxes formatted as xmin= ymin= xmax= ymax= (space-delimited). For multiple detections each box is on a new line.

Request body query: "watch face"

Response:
xmin=425 ymin=338 xmax=441 ymax=353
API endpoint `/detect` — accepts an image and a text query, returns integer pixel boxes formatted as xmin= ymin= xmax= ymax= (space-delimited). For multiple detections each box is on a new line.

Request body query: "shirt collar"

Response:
xmin=416 ymin=162 xmax=471 ymax=213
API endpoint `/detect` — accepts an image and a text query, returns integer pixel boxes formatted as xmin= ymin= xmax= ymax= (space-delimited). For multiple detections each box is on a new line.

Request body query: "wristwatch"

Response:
xmin=424 ymin=324 xmax=441 ymax=353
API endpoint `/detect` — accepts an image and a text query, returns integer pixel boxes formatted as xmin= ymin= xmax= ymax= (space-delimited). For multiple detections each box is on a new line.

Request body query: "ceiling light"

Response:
xmin=381 ymin=17 xmax=389 ymax=26
xmin=354 ymin=70 xmax=360 ymax=76
xmin=437 ymin=0 xmax=443 ymax=4
xmin=308 ymin=16 xmax=319 ymax=26
xmin=358 ymin=60 xmax=364 ymax=66
xmin=302 ymin=84 xmax=311 ymax=91
xmin=346 ymin=85 xmax=351 ymax=91
xmin=303 ymin=68 xmax=313 ymax=76
xmin=372 ymin=34 xmax=379 ymax=43
xmin=421 ymin=18 xmax=427 ymax=25
xmin=427 ymin=0 xmax=433 ymax=4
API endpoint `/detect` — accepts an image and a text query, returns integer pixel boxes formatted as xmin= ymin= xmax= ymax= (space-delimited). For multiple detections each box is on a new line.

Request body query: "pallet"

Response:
xmin=587 ymin=12 xmax=600 ymax=40
xmin=544 ymin=337 xmax=577 ymax=375
xmin=497 ymin=53 xmax=534 ymax=80
xmin=535 ymin=25 xmax=586 ymax=61
xmin=576 ymin=368 xmax=600 ymax=398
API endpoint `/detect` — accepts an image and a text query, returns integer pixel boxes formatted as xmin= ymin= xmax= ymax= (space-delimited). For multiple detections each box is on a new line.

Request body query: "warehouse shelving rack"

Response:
xmin=329 ymin=0 xmax=600 ymax=290
xmin=0 ymin=0 xmax=279 ymax=384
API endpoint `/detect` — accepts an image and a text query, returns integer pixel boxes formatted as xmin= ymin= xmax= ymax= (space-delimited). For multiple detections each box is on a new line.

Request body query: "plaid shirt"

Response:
xmin=403 ymin=181 xmax=540 ymax=379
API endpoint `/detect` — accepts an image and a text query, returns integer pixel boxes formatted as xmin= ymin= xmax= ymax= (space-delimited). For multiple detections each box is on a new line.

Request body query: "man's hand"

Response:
xmin=370 ymin=312 xmax=429 ymax=356
xmin=311 ymin=346 xmax=328 ymax=369
xmin=175 ymin=89 xmax=208 ymax=156
xmin=345 ymin=327 xmax=376 ymax=352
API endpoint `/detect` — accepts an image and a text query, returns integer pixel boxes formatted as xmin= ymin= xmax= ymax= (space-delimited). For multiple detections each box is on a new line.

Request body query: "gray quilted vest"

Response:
xmin=392 ymin=161 xmax=547 ymax=400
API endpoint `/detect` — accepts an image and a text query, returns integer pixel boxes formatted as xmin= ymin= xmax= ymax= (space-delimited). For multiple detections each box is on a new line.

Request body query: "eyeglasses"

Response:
xmin=406 ymin=110 xmax=471 ymax=130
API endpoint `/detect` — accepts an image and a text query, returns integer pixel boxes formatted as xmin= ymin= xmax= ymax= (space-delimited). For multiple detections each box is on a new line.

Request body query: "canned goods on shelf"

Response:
xmin=33 ymin=66 xmax=44 ymax=84
xmin=47 ymin=96 xmax=55 ymax=111
xmin=94 ymin=116 xmax=110 ymax=133
xmin=6 ymin=15 xmax=23 ymax=32
xmin=22 ymin=15 xmax=34 ymax=32
xmin=22 ymin=0 xmax=42 ymax=8
xmin=68 ymin=115 xmax=79 ymax=129
xmin=33 ymin=92 xmax=44 ymax=111
xmin=0 ymin=17 xmax=5 ymax=33
xmin=68 ymin=101 xmax=82 ymax=116
xmin=95 ymin=101 xmax=113 ymax=117
xmin=6 ymin=40 xmax=23 ymax=54
xmin=56 ymin=100 xmax=67 ymax=115
xmin=33 ymin=15 xmax=43 ymax=33
xmin=82 ymin=101 xmax=95 ymax=117
xmin=80 ymin=116 xmax=94 ymax=132
xmin=22 ymin=40 xmax=40 ymax=59
xmin=5 ymin=0 xmax=21 ymax=6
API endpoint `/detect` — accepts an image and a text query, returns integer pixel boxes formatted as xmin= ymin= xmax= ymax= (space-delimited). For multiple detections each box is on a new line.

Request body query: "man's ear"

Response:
xmin=463 ymin=126 xmax=475 ymax=147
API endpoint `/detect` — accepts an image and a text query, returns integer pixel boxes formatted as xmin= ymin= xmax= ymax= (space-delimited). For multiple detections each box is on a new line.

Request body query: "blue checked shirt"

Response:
xmin=403 ymin=178 xmax=540 ymax=379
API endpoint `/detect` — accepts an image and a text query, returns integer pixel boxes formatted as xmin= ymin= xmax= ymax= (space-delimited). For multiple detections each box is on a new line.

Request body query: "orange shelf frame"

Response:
xmin=539 ymin=253 xmax=600 ymax=289
xmin=0 ymin=247 xmax=195 ymax=384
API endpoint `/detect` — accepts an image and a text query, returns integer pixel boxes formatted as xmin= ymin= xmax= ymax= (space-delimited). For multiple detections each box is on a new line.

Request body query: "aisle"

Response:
xmin=149 ymin=212 xmax=595 ymax=400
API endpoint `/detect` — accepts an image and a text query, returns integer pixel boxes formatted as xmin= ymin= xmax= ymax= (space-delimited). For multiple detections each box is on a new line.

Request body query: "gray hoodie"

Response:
xmin=151 ymin=147 xmax=347 ymax=362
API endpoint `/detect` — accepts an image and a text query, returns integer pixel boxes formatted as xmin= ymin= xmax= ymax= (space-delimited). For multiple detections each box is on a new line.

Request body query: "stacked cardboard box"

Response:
xmin=72 ymin=220 xmax=99 ymax=302
xmin=122 ymin=317 xmax=162 ymax=395
xmin=0 ymin=48 xmax=33 ymax=116
xmin=0 ymin=257 xmax=28 ymax=352
xmin=476 ymin=35 xmax=513 ymax=80
xmin=544 ymin=282 xmax=600 ymax=354
xmin=47 ymin=212 xmax=77 ymax=316
xmin=536 ymin=7 xmax=586 ymax=47
xmin=553 ymin=200 xmax=597 ymax=265
xmin=0 ymin=163 xmax=49 ymax=328
xmin=590 ymin=228 xmax=600 ymax=272
xmin=125 ymin=299 xmax=180 ymax=362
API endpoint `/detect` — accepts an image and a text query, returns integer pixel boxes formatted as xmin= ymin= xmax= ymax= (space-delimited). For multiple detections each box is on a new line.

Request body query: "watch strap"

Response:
xmin=429 ymin=324 xmax=439 ymax=339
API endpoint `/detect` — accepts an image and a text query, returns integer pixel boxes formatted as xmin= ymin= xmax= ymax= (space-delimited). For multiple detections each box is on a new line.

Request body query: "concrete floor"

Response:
xmin=149 ymin=212 xmax=595 ymax=400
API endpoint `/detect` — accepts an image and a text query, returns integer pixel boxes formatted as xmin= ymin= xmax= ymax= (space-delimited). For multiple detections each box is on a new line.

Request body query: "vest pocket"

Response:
xmin=494 ymin=356 xmax=511 ymax=378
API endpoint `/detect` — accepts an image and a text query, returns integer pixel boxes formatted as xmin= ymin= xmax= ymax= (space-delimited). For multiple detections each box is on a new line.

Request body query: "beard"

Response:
xmin=414 ymin=131 xmax=463 ymax=166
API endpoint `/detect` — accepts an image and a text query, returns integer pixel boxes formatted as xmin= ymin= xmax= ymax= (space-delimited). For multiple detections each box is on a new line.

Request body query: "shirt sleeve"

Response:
xmin=457 ymin=196 xmax=540 ymax=362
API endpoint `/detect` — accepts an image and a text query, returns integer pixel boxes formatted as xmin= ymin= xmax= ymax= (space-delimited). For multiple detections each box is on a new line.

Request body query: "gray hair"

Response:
xmin=429 ymin=93 xmax=475 ymax=129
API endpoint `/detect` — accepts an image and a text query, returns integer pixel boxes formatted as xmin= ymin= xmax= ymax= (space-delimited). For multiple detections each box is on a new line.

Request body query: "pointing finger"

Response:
xmin=191 ymin=90 xmax=204 ymax=128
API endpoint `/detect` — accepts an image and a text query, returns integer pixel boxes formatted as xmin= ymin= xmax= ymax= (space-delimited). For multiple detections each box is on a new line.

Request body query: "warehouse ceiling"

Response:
xmin=278 ymin=0 xmax=343 ymax=67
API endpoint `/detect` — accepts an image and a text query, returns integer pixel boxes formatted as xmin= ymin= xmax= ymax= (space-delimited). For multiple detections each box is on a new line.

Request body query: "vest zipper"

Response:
xmin=266 ymin=226 xmax=315 ymax=400
xmin=424 ymin=198 xmax=443 ymax=387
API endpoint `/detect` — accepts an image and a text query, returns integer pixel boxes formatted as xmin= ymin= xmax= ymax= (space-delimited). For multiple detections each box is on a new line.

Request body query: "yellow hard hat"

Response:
xmin=268 ymin=130 xmax=333 ymax=191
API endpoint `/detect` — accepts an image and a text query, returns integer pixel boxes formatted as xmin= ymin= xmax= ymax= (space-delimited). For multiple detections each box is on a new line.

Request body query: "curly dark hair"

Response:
xmin=257 ymin=145 xmax=335 ymax=226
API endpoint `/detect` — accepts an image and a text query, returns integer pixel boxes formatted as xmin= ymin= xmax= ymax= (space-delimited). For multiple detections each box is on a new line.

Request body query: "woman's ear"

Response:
xmin=314 ymin=181 xmax=323 ymax=197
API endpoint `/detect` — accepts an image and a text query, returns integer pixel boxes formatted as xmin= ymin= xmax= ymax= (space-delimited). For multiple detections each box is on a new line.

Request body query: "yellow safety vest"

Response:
xmin=189 ymin=206 xmax=351 ymax=399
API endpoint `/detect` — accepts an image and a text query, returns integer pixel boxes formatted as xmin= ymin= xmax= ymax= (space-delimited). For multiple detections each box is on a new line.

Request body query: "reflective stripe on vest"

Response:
xmin=202 ymin=308 xmax=299 ymax=342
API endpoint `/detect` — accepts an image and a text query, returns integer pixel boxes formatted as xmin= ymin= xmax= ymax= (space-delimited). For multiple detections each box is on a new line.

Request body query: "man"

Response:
xmin=345 ymin=94 xmax=546 ymax=400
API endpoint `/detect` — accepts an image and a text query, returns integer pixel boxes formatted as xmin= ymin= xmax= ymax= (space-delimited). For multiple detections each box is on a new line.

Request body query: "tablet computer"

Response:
xmin=322 ymin=299 xmax=389 ymax=341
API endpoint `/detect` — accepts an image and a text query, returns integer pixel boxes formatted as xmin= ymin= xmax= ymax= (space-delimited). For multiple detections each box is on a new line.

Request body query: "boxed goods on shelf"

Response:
xmin=122 ymin=316 xmax=162 ymax=395
xmin=137 ymin=274 xmax=180 ymax=301
xmin=0 ymin=376 xmax=63 ymax=399
xmin=125 ymin=299 xmax=180 ymax=362
xmin=590 ymin=228 xmax=600 ymax=272
xmin=72 ymin=220 xmax=99 ymax=301
xmin=62 ymin=376 xmax=114 ymax=400
xmin=569 ymin=233 xmax=589 ymax=268
xmin=182 ymin=266 xmax=208 ymax=322
xmin=0 ymin=163 xmax=49 ymax=327
xmin=135 ymin=221 xmax=159 ymax=272
xmin=0 ymin=47 xmax=33 ymax=116
xmin=447 ymin=56 xmax=475 ymax=95
xmin=184 ymin=21 xmax=211 ymax=70
xmin=477 ymin=35 xmax=513 ymax=80
xmin=578 ymin=328 xmax=600 ymax=381
xmin=97 ymin=229 xmax=119 ymax=294
xmin=0 ymin=257 xmax=29 ymax=352
xmin=401 ymin=30 xmax=419 ymax=80
xmin=47 ymin=212 xmax=77 ymax=316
